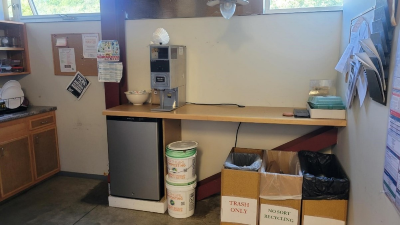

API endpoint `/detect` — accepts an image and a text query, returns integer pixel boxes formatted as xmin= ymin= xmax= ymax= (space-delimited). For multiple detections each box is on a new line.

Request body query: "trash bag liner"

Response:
xmin=298 ymin=151 xmax=350 ymax=200
xmin=224 ymin=153 xmax=262 ymax=171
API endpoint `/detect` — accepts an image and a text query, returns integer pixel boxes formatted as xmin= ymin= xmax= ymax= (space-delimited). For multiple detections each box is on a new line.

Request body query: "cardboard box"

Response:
xmin=301 ymin=200 xmax=348 ymax=225
xmin=307 ymin=103 xmax=346 ymax=119
xmin=221 ymin=147 xmax=264 ymax=225
xmin=259 ymin=150 xmax=303 ymax=225
xmin=298 ymin=151 xmax=349 ymax=225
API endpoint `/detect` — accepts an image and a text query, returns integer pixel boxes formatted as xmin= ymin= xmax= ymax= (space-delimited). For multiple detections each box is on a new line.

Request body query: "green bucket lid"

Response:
xmin=166 ymin=148 xmax=196 ymax=158
xmin=166 ymin=141 xmax=198 ymax=158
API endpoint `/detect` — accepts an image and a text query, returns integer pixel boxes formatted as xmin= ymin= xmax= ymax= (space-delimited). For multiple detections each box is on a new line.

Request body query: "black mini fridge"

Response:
xmin=106 ymin=116 xmax=164 ymax=201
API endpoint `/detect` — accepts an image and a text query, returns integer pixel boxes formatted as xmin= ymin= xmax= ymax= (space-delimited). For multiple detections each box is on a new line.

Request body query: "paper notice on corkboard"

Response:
xmin=59 ymin=48 xmax=76 ymax=73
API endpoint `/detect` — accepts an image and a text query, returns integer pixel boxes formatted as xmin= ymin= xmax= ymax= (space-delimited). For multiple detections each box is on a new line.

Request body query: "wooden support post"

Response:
xmin=100 ymin=0 xmax=128 ymax=109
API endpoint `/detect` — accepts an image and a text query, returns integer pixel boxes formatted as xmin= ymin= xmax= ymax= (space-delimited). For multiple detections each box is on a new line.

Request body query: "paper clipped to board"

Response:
xmin=59 ymin=48 xmax=77 ymax=73
xmin=98 ymin=62 xmax=123 ymax=83
xmin=97 ymin=40 xmax=120 ymax=61
xmin=56 ymin=37 xmax=67 ymax=47
xmin=82 ymin=33 xmax=99 ymax=59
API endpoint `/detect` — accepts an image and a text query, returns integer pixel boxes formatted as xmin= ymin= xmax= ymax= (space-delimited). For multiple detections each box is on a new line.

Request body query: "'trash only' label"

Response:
xmin=221 ymin=196 xmax=257 ymax=225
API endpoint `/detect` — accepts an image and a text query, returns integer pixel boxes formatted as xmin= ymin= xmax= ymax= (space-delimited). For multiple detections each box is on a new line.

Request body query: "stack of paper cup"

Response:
xmin=152 ymin=28 xmax=170 ymax=45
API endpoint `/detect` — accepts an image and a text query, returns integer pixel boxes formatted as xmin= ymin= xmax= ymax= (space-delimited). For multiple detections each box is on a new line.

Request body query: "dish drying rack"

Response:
xmin=0 ymin=96 xmax=27 ymax=115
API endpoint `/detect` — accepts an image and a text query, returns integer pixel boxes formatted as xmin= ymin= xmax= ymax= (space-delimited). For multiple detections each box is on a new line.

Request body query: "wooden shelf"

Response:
xmin=0 ymin=72 xmax=29 ymax=77
xmin=103 ymin=104 xmax=347 ymax=127
xmin=0 ymin=21 xmax=31 ymax=77
xmin=0 ymin=20 xmax=24 ymax=25
xmin=0 ymin=47 xmax=24 ymax=51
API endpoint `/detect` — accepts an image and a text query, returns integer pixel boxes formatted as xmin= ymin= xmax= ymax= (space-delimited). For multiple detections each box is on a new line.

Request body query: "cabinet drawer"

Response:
xmin=0 ymin=118 xmax=29 ymax=143
xmin=30 ymin=115 xmax=54 ymax=130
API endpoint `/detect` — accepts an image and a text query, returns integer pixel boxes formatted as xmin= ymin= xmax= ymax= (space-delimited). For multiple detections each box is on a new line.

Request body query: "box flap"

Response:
xmin=260 ymin=150 xmax=302 ymax=200
xmin=260 ymin=173 xmax=302 ymax=200
xmin=222 ymin=167 xmax=260 ymax=199
xmin=302 ymin=200 xmax=348 ymax=222
xmin=221 ymin=147 xmax=264 ymax=199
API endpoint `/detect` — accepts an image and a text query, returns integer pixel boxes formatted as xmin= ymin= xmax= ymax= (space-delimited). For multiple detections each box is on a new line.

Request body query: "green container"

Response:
xmin=166 ymin=141 xmax=198 ymax=158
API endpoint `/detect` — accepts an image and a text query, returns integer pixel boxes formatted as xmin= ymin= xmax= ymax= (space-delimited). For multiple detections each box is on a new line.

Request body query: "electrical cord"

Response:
xmin=234 ymin=122 xmax=242 ymax=147
xmin=186 ymin=102 xmax=245 ymax=108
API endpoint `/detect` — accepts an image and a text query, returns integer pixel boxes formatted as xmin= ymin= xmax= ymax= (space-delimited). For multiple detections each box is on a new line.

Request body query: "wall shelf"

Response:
xmin=0 ymin=72 xmax=29 ymax=77
xmin=0 ymin=47 xmax=24 ymax=51
xmin=0 ymin=21 xmax=31 ymax=76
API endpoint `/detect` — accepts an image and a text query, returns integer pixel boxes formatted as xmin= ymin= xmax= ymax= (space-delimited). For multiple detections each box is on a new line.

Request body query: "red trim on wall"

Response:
xmin=100 ymin=0 xmax=128 ymax=109
xmin=272 ymin=126 xmax=338 ymax=152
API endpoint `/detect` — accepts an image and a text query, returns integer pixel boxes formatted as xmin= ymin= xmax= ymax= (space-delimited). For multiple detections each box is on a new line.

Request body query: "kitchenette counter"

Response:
xmin=103 ymin=104 xmax=347 ymax=127
xmin=0 ymin=106 xmax=57 ymax=123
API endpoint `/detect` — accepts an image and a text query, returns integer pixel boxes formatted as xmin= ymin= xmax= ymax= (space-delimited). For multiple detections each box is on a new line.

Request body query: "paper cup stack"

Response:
xmin=152 ymin=28 xmax=170 ymax=45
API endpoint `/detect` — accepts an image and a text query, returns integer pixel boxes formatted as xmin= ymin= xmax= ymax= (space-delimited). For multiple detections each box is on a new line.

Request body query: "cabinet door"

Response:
xmin=33 ymin=128 xmax=59 ymax=179
xmin=0 ymin=136 xmax=33 ymax=197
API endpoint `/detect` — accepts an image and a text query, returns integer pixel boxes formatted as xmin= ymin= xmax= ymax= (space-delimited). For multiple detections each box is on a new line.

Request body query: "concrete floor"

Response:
xmin=0 ymin=176 xmax=221 ymax=225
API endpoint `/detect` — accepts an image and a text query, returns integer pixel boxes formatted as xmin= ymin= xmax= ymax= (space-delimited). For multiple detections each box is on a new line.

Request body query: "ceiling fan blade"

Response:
xmin=207 ymin=0 xmax=221 ymax=7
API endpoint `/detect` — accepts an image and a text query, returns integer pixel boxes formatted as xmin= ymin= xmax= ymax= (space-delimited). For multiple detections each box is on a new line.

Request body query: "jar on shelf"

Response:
xmin=1 ymin=37 xmax=10 ymax=47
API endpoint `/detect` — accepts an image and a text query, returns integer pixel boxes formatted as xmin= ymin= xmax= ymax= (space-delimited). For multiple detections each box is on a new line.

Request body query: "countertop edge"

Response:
xmin=102 ymin=105 xmax=347 ymax=127
xmin=0 ymin=106 xmax=57 ymax=123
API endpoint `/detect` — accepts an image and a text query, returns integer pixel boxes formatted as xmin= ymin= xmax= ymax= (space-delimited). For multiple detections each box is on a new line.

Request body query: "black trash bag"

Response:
xmin=298 ymin=151 xmax=350 ymax=200
xmin=224 ymin=153 xmax=262 ymax=171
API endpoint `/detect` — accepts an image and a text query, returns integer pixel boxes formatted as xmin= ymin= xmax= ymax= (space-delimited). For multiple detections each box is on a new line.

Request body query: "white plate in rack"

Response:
xmin=2 ymin=80 xmax=21 ymax=90
xmin=1 ymin=86 xmax=24 ymax=109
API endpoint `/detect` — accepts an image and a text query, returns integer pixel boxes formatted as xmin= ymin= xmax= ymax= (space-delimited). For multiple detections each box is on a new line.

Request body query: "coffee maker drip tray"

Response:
xmin=151 ymin=106 xmax=177 ymax=112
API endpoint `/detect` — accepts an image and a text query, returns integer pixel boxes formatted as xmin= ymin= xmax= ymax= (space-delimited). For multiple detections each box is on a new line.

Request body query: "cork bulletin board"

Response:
xmin=51 ymin=33 xmax=99 ymax=76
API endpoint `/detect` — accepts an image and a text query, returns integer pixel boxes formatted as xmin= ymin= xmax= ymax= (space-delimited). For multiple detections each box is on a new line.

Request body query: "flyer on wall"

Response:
xmin=383 ymin=30 xmax=400 ymax=214
xmin=66 ymin=71 xmax=91 ymax=100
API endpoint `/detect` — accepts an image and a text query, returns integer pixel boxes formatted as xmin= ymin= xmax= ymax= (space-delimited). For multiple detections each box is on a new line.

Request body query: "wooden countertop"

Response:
xmin=103 ymin=104 xmax=347 ymax=127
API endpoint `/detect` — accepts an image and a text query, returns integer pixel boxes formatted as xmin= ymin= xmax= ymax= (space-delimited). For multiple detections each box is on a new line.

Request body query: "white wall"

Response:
xmin=0 ymin=11 xmax=343 ymax=181
xmin=126 ymin=12 xmax=342 ymax=179
xmin=335 ymin=0 xmax=400 ymax=224
xmin=0 ymin=22 xmax=109 ymax=176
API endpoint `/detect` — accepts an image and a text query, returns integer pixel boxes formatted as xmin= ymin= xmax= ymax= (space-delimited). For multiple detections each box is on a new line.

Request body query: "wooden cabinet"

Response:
xmin=0 ymin=21 xmax=30 ymax=77
xmin=32 ymin=128 xmax=59 ymax=179
xmin=0 ymin=136 xmax=33 ymax=198
xmin=0 ymin=111 xmax=59 ymax=202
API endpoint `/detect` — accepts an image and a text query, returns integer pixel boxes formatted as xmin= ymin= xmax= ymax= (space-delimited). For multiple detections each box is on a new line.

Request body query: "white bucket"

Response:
xmin=166 ymin=175 xmax=197 ymax=218
xmin=166 ymin=141 xmax=198 ymax=182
